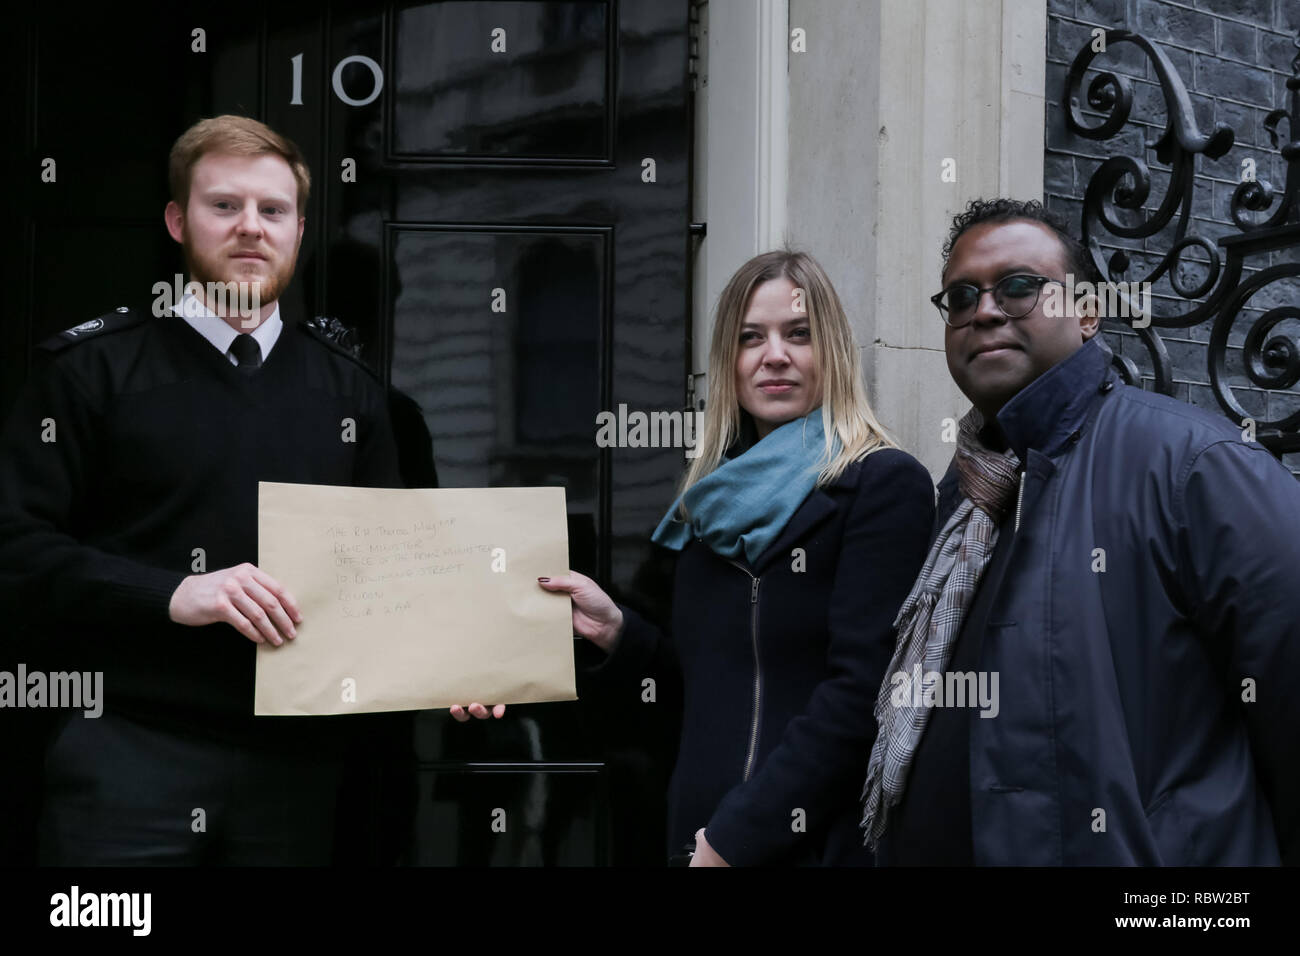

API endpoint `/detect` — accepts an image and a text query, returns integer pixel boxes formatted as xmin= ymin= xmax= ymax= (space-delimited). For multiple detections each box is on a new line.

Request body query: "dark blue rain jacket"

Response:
xmin=939 ymin=335 xmax=1300 ymax=865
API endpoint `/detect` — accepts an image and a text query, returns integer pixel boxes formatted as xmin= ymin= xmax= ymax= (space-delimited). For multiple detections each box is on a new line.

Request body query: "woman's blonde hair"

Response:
xmin=680 ymin=249 xmax=897 ymax=510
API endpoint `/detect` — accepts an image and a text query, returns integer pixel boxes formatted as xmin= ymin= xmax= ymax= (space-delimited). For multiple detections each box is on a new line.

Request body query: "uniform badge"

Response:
xmin=65 ymin=318 xmax=105 ymax=336
xmin=38 ymin=307 xmax=144 ymax=353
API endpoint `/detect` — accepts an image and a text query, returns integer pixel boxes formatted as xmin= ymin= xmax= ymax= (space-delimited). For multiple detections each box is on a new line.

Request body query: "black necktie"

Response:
xmin=229 ymin=334 xmax=262 ymax=373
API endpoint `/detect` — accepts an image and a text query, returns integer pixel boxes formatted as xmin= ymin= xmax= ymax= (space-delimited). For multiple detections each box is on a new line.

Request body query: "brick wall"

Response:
xmin=1045 ymin=0 xmax=1300 ymax=474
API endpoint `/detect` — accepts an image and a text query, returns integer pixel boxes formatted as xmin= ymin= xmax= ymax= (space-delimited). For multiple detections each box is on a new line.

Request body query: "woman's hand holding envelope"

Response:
xmin=535 ymin=572 xmax=624 ymax=652
xmin=449 ymin=703 xmax=506 ymax=722
xmin=447 ymin=570 xmax=620 ymax=721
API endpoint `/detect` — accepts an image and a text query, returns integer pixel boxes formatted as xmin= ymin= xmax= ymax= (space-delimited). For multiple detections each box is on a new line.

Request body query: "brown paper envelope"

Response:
xmin=255 ymin=481 xmax=576 ymax=715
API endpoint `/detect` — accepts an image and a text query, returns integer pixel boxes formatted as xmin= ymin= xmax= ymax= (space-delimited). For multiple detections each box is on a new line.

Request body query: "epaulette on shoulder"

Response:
xmin=38 ymin=306 xmax=147 ymax=353
xmin=298 ymin=316 xmax=381 ymax=381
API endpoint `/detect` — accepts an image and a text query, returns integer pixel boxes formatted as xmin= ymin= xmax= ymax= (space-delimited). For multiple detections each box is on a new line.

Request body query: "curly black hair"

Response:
xmin=940 ymin=198 xmax=1098 ymax=283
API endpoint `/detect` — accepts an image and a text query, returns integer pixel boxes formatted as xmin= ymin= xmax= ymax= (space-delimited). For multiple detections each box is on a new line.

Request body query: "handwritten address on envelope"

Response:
xmin=254 ymin=482 xmax=576 ymax=716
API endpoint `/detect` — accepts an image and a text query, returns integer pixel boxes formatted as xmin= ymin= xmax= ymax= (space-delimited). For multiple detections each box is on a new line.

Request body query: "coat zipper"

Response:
xmin=1014 ymin=469 xmax=1026 ymax=533
xmin=728 ymin=559 xmax=763 ymax=781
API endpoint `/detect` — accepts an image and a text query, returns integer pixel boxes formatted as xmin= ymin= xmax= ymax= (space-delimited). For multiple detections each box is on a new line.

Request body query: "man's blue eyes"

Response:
xmin=214 ymin=202 xmax=285 ymax=214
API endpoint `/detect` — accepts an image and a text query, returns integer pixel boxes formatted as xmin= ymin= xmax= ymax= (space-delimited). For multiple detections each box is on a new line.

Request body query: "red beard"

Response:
xmin=181 ymin=232 xmax=298 ymax=315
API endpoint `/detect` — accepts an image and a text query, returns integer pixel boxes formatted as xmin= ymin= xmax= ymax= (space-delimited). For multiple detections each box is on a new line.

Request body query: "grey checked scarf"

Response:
xmin=860 ymin=406 xmax=1021 ymax=848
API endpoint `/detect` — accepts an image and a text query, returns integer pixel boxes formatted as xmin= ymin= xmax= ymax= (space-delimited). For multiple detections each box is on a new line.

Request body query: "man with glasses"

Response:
xmin=860 ymin=198 xmax=1300 ymax=865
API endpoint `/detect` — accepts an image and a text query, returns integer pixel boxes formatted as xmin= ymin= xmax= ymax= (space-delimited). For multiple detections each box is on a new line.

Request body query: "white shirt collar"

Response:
xmin=174 ymin=291 xmax=283 ymax=364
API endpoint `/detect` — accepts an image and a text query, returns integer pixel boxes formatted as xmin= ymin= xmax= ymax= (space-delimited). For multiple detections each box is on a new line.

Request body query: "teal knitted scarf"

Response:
xmin=651 ymin=409 xmax=834 ymax=564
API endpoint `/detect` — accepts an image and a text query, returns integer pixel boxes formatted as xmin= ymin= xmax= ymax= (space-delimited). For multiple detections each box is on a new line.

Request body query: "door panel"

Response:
xmin=391 ymin=1 xmax=612 ymax=162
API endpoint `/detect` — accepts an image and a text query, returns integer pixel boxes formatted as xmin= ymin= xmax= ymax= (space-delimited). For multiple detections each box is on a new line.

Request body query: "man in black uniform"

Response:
xmin=0 ymin=115 xmax=469 ymax=865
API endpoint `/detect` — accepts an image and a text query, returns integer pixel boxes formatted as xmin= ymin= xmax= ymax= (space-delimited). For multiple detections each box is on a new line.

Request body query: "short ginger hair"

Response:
xmin=168 ymin=115 xmax=311 ymax=214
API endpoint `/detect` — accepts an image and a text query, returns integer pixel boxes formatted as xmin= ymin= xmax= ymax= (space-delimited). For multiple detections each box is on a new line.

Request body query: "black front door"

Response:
xmin=5 ymin=0 xmax=692 ymax=865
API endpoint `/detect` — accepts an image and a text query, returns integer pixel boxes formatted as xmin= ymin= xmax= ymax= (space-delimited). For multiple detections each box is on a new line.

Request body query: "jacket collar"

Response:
xmin=994 ymin=335 xmax=1113 ymax=463
xmin=750 ymin=487 xmax=838 ymax=572
xmin=748 ymin=456 xmax=867 ymax=572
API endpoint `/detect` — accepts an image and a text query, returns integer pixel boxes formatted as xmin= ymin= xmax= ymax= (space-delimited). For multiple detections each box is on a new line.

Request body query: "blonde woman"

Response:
xmin=540 ymin=250 xmax=934 ymax=866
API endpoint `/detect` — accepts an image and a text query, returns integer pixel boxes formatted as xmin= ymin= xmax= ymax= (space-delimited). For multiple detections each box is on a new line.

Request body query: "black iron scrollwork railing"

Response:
xmin=1063 ymin=29 xmax=1300 ymax=457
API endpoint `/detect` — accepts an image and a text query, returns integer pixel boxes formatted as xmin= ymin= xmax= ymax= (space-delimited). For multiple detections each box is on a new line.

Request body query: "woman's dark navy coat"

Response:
xmin=586 ymin=447 xmax=934 ymax=865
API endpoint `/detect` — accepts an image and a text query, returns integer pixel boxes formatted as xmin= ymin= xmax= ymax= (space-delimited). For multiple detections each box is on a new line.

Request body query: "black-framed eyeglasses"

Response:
xmin=931 ymin=274 xmax=1063 ymax=328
